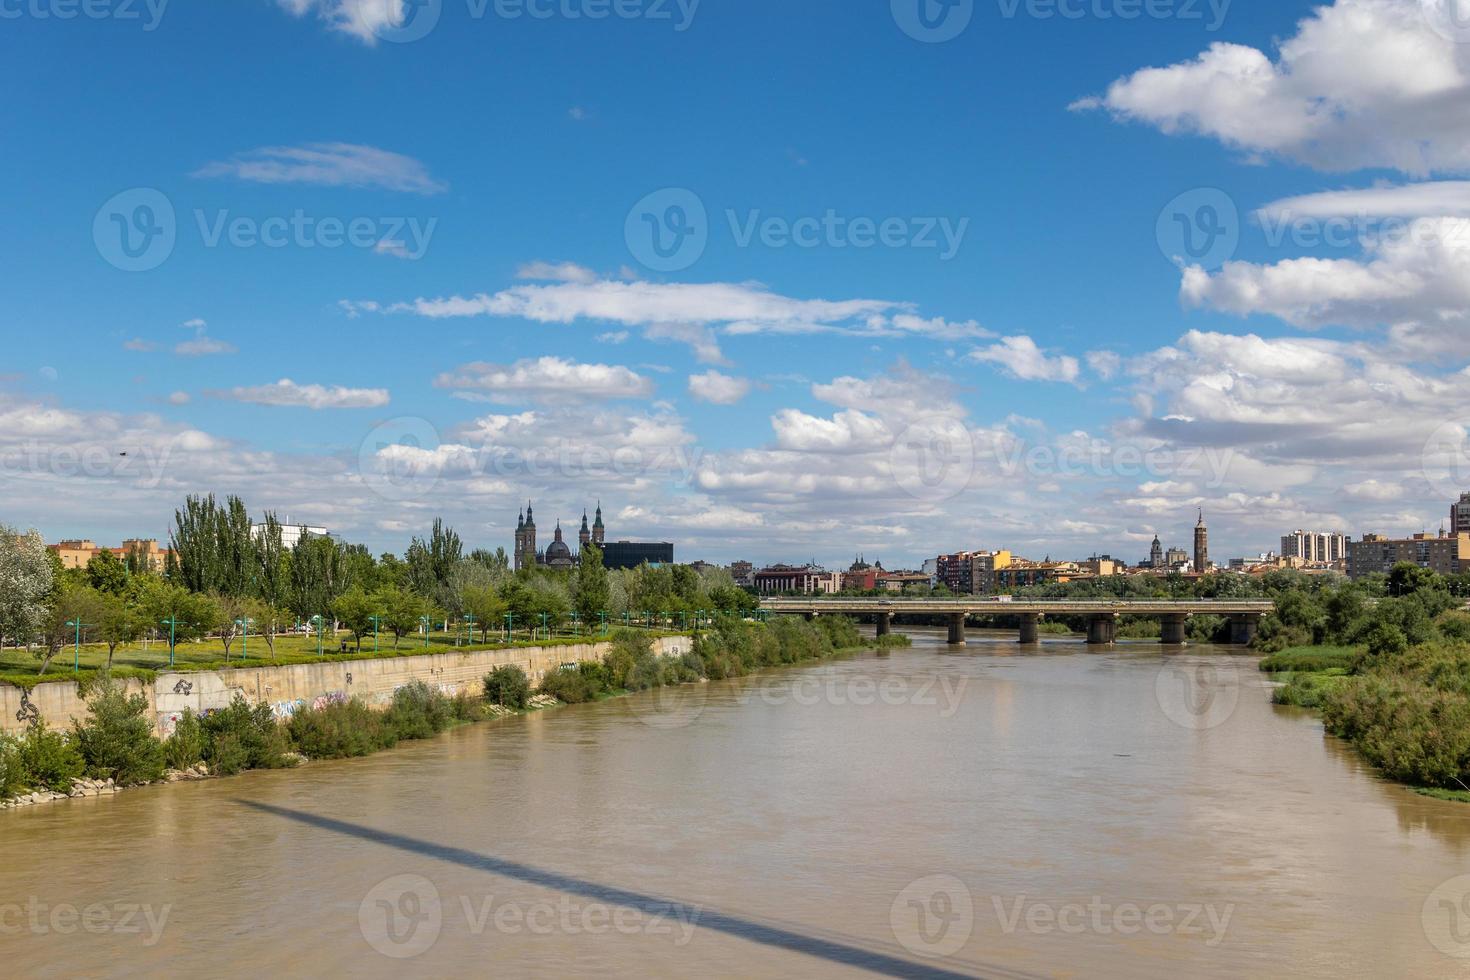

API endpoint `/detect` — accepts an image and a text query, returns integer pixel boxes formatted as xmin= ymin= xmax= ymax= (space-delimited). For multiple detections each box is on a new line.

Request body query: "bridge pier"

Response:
xmin=1161 ymin=613 xmax=1190 ymax=646
xmin=1087 ymin=613 xmax=1118 ymax=646
xmin=1019 ymin=613 xmax=1040 ymax=645
xmin=947 ymin=613 xmax=967 ymax=646
xmin=1229 ymin=614 xmax=1260 ymax=646
xmin=876 ymin=612 xmax=892 ymax=637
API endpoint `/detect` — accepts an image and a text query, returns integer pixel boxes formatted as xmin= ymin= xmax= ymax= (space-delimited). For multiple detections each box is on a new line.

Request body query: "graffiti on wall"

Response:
xmin=15 ymin=689 xmax=40 ymax=726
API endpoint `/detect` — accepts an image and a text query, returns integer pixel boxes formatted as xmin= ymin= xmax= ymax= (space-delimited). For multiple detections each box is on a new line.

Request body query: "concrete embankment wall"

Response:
xmin=1 ymin=636 xmax=693 ymax=737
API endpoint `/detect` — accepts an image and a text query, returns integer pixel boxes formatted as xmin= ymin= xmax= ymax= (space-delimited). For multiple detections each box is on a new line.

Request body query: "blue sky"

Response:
xmin=5 ymin=0 xmax=1470 ymax=567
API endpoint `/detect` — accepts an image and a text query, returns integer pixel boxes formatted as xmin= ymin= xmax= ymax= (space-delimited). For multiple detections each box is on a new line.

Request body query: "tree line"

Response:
xmin=0 ymin=494 xmax=757 ymax=675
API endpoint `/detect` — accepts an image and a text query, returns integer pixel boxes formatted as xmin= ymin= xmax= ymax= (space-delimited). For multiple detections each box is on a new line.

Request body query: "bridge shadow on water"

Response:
xmin=240 ymin=800 xmax=1038 ymax=980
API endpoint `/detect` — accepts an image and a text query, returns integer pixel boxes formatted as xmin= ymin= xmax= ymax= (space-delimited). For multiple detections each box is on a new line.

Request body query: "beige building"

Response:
xmin=49 ymin=538 xmax=170 ymax=572
xmin=1348 ymin=532 xmax=1470 ymax=580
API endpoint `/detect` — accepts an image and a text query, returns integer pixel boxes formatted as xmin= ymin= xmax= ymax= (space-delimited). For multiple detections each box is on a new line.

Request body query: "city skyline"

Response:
xmin=6 ymin=1 xmax=1470 ymax=566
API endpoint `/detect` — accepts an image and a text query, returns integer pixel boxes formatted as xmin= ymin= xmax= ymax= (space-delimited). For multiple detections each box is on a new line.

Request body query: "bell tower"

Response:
xmin=1194 ymin=511 xmax=1209 ymax=574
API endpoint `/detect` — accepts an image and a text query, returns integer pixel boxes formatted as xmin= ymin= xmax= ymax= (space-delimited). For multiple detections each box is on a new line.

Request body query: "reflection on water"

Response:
xmin=4 ymin=629 xmax=1470 ymax=978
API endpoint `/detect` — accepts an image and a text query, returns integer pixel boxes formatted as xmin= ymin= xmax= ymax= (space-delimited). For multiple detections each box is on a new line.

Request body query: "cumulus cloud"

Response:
xmin=208 ymin=379 xmax=391 ymax=409
xmin=194 ymin=142 xmax=446 ymax=194
xmin=1180 ymin=217 xmax=1470 ymax=351
xmin=969 ymin=336 xmax=1082 ymax=384
xmin=687 ymin=370 xmax=753 ymax=406
xmin=1122 ymin=330 xmax=1470 ymax=477
xmin=1074 ymin=0 xmax=1470 ymax=176
xmin=433 ymin=357 xmax=654 ymax=404
xmin=273 ymin=0 xmax=423 ymax=45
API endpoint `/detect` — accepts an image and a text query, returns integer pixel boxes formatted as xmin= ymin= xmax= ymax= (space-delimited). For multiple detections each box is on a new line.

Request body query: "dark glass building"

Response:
xmin=601 ymin=541 xmax=675 ymax=570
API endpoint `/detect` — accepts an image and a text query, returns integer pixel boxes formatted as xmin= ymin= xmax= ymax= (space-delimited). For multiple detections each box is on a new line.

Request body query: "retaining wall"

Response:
xmin=1 ymin=636 xmax=693 ymax=737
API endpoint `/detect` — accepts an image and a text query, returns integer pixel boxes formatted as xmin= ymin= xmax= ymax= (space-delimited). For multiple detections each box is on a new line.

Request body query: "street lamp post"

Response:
xmin=369 ymin=614 xmax=383 ymax=653
xmin=66 ymin=617 xmax=91 ymax=673
xmin=464 ymin=614 xmax=477 ymax=646
xmin=503 ymin=612 xmax=514 ymax=643
xmin=160 ymin=616 xmax=184 ymax=668
xmin=419 ymin=615 xmax=431 ymax=649
xmin=235 ymin=617 xmax=254 ymax=661
xmin=310 ymin=615 xmax=324 ymax=657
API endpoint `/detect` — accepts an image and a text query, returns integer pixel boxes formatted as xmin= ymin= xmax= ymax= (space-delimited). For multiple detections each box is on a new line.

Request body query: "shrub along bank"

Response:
xmin=1264 ymin=638 xmax=1470 ymax=800
xmin=2 ymin=617 xmax=884 ymax=805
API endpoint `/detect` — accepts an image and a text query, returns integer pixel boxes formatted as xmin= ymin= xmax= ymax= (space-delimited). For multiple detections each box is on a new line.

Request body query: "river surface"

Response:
xmin=5 ymin=630 xmax=1470 ymax=978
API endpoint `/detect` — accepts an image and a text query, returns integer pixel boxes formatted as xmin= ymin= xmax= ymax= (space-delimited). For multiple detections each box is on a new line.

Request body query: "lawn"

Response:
xmin=0 ymin=626 xmax=671 ymax=690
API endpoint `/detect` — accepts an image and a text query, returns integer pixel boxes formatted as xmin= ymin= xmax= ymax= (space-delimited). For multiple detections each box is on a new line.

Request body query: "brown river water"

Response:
xmin=5 ymin=629 xmax=1470 ymax=978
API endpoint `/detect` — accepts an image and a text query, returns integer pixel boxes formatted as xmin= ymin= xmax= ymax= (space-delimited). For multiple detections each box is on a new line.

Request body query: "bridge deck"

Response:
xmin=758 ymin=598 xmax=1274 ymax=616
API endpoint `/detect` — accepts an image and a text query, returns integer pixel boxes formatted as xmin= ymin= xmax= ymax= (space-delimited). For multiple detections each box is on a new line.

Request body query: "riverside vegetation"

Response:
xmin=1 ymin=617 xmax=897 ymax=808
xmin=1249 ymin=563 xmax=1470 ymax=801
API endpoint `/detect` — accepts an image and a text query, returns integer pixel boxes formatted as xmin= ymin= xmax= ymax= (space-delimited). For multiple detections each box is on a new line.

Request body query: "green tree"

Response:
xmin=37 ymin=582 xmax=105 ymax=675
xmin=213 ymin=593 xmax=256 ymax=661
xmin=253 ymin=513 xmax=292 ymax=610
xmin=93 ymin=591 xmax=144 ymax=667
xmin=170 ymin=493 xmax=222 ymax=593
xmin=379 ymin=585 xmax=429 ymax=649
xmin=460 ymin=585 xmax=505 ymax=643
xmin=574 ymin=544 xmax=611 ymax=626
xmin=85 ymin=548 xmax=129 ymax=596
xmin=291 ymin=532 xmax=352 ymax=623
xmin=406 ymin=518 xmax=462 ymax=596
xmin=332 ymin=587 xmax=378 ymax=652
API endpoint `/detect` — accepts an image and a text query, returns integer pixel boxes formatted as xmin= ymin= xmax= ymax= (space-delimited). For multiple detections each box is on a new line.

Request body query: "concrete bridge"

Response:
xmin=758 ymin=597 xmax=1275 ymax=646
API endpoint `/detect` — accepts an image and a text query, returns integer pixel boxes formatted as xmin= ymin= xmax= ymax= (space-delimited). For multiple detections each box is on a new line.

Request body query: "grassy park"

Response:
xmin=0 ymin=621 xmax=691 ymax=689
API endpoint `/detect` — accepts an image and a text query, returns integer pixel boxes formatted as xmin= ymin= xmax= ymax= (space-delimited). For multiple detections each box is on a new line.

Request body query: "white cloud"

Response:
xmin=374 ymin=239 xmax=414 ymax=260
xmin=969 ymin=336 xmax=1082 ymax=384
xmin=208 ymin=379 xmax=390 ymax=409
xmin=1087 ymin=350 xmax=1122 ymax=381
xmin=354 ymin=273 xmax=987 ymax=344
xmin=688 ymin=370 xmax=753 ymax=405
xmin=1258 ymin=181 xmax=1470 ymax=220
xmin=274 ymin=0 xmax=421 ymax=45
xmin=174 ymin=319 xmax=237 ymax=357
xmin=433 ymin=357 xmax=654 ymax=404
xmin=167 ymin=391 xmax=191 ymax=406
xmin=175 ymin=336 xmax=238 ymax=357
xmin=596 ymin=331 xmax=629 ymax=345
xmin=1122 ymin=330 xmax=1470 ymax=476
xmin=516 ymin=261 xmax=597 ymax=283
xmin=194 ymin=142 xmax=446 ymax=194
xmin=1180 ymin=217 xmax=1470 ymax=350
xmin=1075 ymin=0 xmax=1470 ymax=176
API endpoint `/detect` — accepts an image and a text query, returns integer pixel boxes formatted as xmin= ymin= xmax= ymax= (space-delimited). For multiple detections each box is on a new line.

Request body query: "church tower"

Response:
xmin=1150 ymin=535 xmax=1164 ymax=569
xmin=592 ymin=502 xmax=605 ymax=546
xmin=579 ymin=510 xmax=591 ymax=550
xmin=1194 ymin=511 xmax=1209 ymax=574
xmin=514 ymin=509 xmax=526 ymax=571
xmin=519 ymin=502 xmax=538 ymax=570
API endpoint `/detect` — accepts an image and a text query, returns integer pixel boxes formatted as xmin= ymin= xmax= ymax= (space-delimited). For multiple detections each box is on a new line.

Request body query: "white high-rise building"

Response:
xmin=1281 ymin=530 xmax=1349 ymax=564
